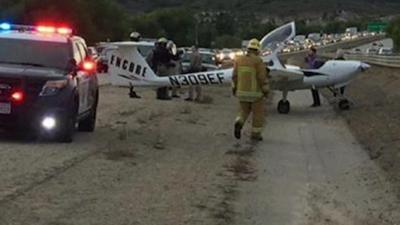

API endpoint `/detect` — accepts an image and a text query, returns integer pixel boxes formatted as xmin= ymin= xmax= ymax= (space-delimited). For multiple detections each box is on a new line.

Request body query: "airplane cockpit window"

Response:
xmin=260 ymin=22 xmax=296 ymax=53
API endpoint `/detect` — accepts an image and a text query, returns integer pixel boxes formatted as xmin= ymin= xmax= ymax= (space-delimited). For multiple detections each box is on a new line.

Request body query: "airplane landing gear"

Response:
xmin=277 ymin=90 xmax=290 ymax=114
xmin=329 ymin=87 xmax=351 ymax=111
xmin=278 ymin=100 xmax=290 ymax=114
xmin=338 ymin=99 xmax=350 ymax=110
xmin=129 ymin=84 xmax=141 ymax=99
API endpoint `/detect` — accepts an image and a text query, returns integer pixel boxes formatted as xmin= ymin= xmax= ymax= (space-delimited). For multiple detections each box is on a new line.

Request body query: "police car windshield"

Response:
xmin=0 ymin=38 xmax=70 ymax=71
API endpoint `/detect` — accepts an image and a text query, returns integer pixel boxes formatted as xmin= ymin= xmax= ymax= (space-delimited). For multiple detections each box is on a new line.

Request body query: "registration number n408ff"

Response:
xmin=0 ymin=102 xmax=11 ymax=114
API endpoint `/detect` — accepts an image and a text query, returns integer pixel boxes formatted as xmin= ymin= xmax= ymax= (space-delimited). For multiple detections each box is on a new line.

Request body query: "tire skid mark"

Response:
xmin=211 ymin=141 xmax=258 ymax=225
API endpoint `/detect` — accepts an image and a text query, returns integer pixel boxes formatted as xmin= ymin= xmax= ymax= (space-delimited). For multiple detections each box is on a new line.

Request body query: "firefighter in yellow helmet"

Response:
xmin=232 ymin=39 xmax=269 ymax=141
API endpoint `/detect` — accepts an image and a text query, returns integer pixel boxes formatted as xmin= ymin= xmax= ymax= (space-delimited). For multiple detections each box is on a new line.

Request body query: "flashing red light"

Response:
xmin=36 ymin=25 xmax=72 ymax=35
xmin=57 ymin=27 xmax=72 ymax=35
xmin=82 ymin=61 xmax=96 ymax=72
xmin=11 ymin=91 xmax=24 ymax=102
xmin=37 ymin=26 xmax=56 ymax=33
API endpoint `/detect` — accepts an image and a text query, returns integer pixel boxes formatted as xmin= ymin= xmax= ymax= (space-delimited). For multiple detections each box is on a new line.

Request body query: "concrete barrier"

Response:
xmin=345 ymin=53 xmax=400 ymax=68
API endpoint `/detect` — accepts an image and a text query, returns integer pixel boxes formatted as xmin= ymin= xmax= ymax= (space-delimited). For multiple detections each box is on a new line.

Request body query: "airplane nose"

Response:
xmin=360 ymin=62 xmax=371 ymax=72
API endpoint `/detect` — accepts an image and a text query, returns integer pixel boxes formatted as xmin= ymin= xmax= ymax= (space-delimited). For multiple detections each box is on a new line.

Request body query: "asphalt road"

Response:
xmin=352 ymin=38 xmax=393 ymax=52
xmin=234 ymin=91 xmax=399 ymax=225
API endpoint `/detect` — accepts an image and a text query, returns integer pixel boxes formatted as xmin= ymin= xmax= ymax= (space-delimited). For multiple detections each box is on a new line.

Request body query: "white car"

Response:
xmin=366 ymin=48 xmax=378 ymax=55
xmin=378 ymin=47 xmax=393 ymax=55
xmin=182 ymin=51 xmax=218 ymax=72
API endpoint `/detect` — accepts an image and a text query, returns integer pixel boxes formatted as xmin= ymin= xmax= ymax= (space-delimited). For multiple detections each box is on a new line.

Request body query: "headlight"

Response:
xmin=42 ymin=116 xmax=57 ymax=130
xmin=229 ymin=52 xmax=236 ymax=59
xmin=40 ymin=79 xmax=68 ymax=96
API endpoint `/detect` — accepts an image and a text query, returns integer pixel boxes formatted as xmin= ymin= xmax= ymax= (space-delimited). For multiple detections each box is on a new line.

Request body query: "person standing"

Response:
xmin=305 ymin=47 xmax=321 ymax=107
xmin=232 ymin=39 xmax=269 ymax=141
xmin=185 ymin=46 xmax=203 ymax=102
xmin=148 ymin=37 xmax=179 ymax=100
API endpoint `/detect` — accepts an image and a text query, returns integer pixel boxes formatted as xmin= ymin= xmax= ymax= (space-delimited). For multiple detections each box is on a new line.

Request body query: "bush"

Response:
xmin=387 ymin=17 xmax=400 ymax=52
xmin=214 ymin=35 xmax=242 ymax=49
xmin=0 ymin=0 xmax=130 ymax=44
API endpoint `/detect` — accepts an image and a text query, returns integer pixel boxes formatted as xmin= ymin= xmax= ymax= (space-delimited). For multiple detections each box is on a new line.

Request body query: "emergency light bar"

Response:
xmin=0 ymin=23 xmax=72 ymax=35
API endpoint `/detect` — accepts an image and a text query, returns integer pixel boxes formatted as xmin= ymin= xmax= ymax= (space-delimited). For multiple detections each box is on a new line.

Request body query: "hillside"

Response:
xmin=118 ymin=0 xmax=400 ymax=18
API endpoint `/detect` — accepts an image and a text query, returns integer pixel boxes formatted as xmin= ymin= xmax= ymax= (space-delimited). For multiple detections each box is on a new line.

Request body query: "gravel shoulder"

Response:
xmin=0 ymin=86 xmax=241 ymax=225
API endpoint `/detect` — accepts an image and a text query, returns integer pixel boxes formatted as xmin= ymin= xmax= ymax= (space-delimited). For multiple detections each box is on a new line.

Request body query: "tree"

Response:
xmin=0 ymin=0 xmax=130 ymax=44
xmin=131 ymin=8 xmax=196 ymax=46
xmin=214 ymin=35 xmax=241 ymax=48
xmin=387 ymin=17 xmax=400 ymax=51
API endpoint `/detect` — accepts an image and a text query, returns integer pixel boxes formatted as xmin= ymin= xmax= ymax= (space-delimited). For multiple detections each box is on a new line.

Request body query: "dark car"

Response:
xmin=0 ymin=24 xmax=99 ymax=142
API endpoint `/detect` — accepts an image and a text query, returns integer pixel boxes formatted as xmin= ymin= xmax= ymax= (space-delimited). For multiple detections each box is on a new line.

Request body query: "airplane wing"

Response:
xmin=270 ymin=67 xmax=304 ymax=81
xmin=269 ymin=68 xmax=305 ymax=91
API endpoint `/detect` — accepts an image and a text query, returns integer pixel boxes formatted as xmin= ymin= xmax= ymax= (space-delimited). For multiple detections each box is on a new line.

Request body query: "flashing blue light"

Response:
xmin=0 ymin=23 xmax=11 ymax=30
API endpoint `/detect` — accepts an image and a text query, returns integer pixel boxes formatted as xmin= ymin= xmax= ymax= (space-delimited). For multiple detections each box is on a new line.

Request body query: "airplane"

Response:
xmin=106 ymin=22 xmax=370 ymax=114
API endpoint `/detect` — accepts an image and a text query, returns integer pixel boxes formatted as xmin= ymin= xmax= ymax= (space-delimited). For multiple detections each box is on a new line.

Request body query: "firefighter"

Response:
xmin=148 ymin=37 xmax=179 ymax=100
xmin=232 ymin=39 xmax=269 ymax=141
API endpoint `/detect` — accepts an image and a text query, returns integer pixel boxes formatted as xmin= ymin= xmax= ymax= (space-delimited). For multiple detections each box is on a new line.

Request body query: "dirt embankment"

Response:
xmin=332 ymin=65 xmax=400 ymax=194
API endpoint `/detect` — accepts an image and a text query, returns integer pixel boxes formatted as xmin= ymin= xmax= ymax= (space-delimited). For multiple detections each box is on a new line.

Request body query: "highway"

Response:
xmin=352 ymin=38 xmax=394 ymax=52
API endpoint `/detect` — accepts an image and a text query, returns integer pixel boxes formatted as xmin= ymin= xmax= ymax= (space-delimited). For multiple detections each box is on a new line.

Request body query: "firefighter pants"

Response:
xmin=235 ymin=99 xmax=265 ymax=135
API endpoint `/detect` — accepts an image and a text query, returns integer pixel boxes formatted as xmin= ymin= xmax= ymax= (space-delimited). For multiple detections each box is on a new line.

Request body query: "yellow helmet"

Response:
xmin=158 ymin=37 xmax=168 ymax=43
xmin=247 ymin=38 xmax=261 ymax=51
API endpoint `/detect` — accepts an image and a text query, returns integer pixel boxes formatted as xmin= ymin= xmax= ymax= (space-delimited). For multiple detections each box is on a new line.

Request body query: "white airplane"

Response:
xmin=106 ymin=22 xmax=370 ymax=114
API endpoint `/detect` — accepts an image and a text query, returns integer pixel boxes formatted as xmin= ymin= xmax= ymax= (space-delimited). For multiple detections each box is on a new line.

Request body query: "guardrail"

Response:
xmin=345 ymin=53 xmax=400 ymax=68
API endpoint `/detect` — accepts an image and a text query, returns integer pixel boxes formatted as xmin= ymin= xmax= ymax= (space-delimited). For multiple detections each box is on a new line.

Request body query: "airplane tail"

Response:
xmin=107 ymin=42 xmax=160 ymax=87
xmin=260 ymin=22 xmax=296 ymax=70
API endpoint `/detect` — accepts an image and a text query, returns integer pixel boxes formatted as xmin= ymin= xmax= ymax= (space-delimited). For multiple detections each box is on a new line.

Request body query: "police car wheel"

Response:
xmin=78 ymin=94 xmax=98 ymax=132
xmin=78 ymin=108 xmax=97 ymax=132
xmin=278 ymin=100 xmax=290 ymax=114
xmin=58 ymin=116 xmax=75 ymax=143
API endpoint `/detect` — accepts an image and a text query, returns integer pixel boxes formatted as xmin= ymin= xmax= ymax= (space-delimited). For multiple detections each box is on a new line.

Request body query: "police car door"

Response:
xmin=74 ymin=41 xmax=91 ymax=114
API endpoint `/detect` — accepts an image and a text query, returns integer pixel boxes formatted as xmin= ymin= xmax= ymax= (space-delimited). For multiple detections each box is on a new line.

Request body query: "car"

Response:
xmin=0 ymin=23 xmax=99 ymax=142
xmin=366 ymin=47 xmax=378 ymax=55
xmin=353 ymin=48 xmax=362 ymax=54
xmin=217 ymin=49 xmax=235 ymax=64
xmin=182 ymin=50 xmax=219 ymax=72
xmin=378 ymin=47 xmax=393 ymax=55
xmin=88 ymin=47 xmax=99 ymax=59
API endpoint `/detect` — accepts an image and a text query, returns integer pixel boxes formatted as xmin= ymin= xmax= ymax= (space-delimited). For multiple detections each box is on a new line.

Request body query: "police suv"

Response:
xmin=0 ymin=23 xmax=99 ymax=142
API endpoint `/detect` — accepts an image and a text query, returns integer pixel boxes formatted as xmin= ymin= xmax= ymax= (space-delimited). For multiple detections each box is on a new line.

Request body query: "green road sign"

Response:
xmin=368 ymin=22 xmax=388 ymax=32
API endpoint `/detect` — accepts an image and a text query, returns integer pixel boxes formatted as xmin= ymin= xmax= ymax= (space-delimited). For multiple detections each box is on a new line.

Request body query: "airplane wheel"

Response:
xmin=278 ymin=100 xmax=290 ymax=114
xmin=338 ymin=99 xmax=350 ymax=110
